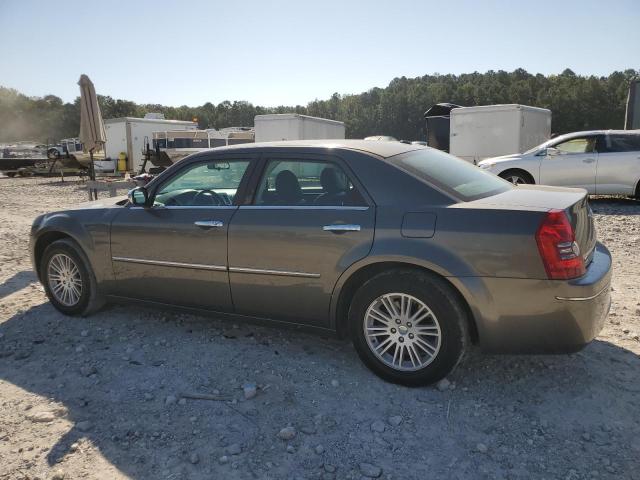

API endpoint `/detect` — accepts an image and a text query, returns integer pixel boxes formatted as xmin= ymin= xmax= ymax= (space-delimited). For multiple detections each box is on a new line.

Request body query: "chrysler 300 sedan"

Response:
xmin=30 ymin=140 xmax=612 ymax=386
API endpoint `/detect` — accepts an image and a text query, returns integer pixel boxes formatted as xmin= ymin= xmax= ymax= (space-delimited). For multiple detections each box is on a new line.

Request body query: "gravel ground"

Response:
xmin=0 ymin=176 xmax=639 ymax=480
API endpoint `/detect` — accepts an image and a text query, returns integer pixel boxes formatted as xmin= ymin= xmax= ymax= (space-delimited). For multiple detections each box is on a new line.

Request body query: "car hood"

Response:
xmin=479 ymin=153 xmax=523 ymax=164
xmin=65 ymin=195 xmax=128 ymax=211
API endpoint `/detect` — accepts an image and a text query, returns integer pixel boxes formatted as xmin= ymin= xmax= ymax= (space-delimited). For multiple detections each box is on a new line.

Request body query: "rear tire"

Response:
xmin=499 ymin=169 xmax=534 ymax=185
xmin=41 ymin=239 xmax=104 ymax=316
xmin=349 ymin=269 xmax=468 ymax=387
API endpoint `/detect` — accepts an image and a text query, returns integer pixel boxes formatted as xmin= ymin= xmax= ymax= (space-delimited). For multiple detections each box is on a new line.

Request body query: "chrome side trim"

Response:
xmin=555 ymin=284 xmax=609 ymax=302
xmin=112 ymin=256 xmax=227 ymax=271
xmin=239 ymin=205 xmax=369 ymax=211
xmin=129 ymin=205 xmax=237 ymax=210
xmin=229 ymin=266 xmax=320 ymax=278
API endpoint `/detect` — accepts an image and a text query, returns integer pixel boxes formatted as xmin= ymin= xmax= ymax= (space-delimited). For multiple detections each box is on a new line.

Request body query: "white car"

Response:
xmin=478 ymin=130 xmax=640 ymax=197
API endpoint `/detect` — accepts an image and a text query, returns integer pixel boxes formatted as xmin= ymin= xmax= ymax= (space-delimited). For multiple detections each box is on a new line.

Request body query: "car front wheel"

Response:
xmin=499 ymin=169 xmax=534 ymax=185
xmin=349 ymin=269 xmax=468 ymax=387
xmin=41 ymin=239 xmax=103 ymax=316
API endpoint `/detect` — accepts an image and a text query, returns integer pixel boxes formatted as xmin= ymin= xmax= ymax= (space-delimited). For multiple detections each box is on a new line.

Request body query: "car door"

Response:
xmin=109 ymin=155 xmax=256 ymax=310
xmin=539 ymin=135 xmax=599 ymax=193
xmin=595 ymin=133 xmax=640 ymax=195
xmin=227 ymin=153 xmax=375 ymax=328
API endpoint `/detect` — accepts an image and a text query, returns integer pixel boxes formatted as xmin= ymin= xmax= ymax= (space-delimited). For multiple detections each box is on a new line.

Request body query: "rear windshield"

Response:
xmin=390 ymin=149 xmax=511 ymax=201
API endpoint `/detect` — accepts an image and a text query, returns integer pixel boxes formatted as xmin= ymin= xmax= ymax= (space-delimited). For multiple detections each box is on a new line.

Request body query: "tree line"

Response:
xmin=0 ymin=68 xmax=637 ymax=144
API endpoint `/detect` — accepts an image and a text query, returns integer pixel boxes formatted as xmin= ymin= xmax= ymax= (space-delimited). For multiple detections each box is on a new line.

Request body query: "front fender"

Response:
xmin=31 ymin=209 xmax=115 ymax=285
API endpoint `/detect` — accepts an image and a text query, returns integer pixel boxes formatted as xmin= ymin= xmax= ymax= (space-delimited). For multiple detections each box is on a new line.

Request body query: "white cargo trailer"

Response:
xmin=449 ymin=104 xmax=551 ymax=164
xmin=254 ymin=114 xmax=345 ymax=142
xmin=105 ymin=117 xmax=197 ymax=171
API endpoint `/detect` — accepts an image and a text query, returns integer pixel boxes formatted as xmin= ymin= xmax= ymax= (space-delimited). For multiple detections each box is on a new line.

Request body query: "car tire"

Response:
xmin=348 ymin=269 xmax=469 ymax=387
xmin=41 ymin=239 xmax=104 ymax=316
xmin=499 ymin=169 xmax=534 ymax=185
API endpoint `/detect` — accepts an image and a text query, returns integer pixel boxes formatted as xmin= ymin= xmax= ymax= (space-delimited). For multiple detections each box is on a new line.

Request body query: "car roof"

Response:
xmin=211 ymin=139 xmax=422 ymax=159
xmin=554 ymin=129 xmax=640 ymax=140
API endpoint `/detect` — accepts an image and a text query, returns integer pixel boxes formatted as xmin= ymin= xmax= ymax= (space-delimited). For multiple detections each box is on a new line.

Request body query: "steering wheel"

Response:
xmin=193 ymin=189 xmax=224 ymax=206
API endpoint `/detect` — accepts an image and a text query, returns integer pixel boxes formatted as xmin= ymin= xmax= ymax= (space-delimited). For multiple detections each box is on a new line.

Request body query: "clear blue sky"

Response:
xmin=1 ymin=0 xmax=638 ymax=107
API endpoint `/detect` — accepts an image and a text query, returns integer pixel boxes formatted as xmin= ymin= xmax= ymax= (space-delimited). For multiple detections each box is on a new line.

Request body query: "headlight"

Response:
xmin=479 ymin=163 xmax=495 ymax=169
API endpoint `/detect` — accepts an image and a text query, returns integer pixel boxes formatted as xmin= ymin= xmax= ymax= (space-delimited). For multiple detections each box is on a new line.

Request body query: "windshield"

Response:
xmin=390 ymin=148 xmax=511 ymax=201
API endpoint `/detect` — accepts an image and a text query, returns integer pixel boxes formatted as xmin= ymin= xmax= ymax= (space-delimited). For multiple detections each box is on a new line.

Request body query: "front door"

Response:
xmin=539 ymin=135 xmax=599 ymax=193
xmin=228 ymin=154 xmax=375 ymax=328
xmin=109 ymin=157 xmax=255 ymax=310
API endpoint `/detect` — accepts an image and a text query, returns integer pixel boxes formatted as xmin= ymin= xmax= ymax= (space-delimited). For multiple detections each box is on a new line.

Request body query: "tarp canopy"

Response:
xmin=78 ymin=74 xmax=106 ymax=153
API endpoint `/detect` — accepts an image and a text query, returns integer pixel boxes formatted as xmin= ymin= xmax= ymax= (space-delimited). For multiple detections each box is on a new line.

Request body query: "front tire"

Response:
xmin=349 ymin=269 xmax=468 ymax=387
xmin=41 ymin=239 xmax=103 ymax=316
xmin=499 ymin=169 xmax=534 ymax=185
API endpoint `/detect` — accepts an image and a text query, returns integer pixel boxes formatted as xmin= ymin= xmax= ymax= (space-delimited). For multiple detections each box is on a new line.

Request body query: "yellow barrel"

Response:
xmin=117 ymin=152 xmax=127 ymax=172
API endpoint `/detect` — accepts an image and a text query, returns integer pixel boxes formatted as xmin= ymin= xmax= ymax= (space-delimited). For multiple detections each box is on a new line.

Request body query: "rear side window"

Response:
xmin=606 ymin=134 xmax=640 ymax=152
xmin=254 ymin=159 xmax=366 ymax=206
xmin=390 ymin=149 xmax=511 ymax=201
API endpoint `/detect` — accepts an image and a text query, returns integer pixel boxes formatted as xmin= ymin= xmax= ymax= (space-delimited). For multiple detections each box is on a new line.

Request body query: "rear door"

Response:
xmin=539 ymin=135 xmax=599 ymax=192
xmin=595 ymin=133 xmax=640 ymax=195
xmin=227 ymin=153 xmax=375 ymax=328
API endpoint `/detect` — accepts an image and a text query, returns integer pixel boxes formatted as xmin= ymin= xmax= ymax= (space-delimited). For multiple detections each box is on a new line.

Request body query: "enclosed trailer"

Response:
xmin=254 ymin=114 xmax=345 ymax=142
xmin=105 ymin=117 xmax=197 ymax=171
xmin=449 ymin=104 xmax=551 ymax=164
xmin=423 ymin=103 xmax=462 ymax=152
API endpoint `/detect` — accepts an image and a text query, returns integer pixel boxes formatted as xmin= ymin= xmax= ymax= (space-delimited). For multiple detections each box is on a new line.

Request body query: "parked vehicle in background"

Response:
xmin=449 ymin=104 xmax=551 ymax=164
xmin=105 ymin=116 xmax=198 ymax=172
xmin=30 ymin=140 xmax=611 ymax=386
xmin=479 ymin=130 xmax=640 ymax=197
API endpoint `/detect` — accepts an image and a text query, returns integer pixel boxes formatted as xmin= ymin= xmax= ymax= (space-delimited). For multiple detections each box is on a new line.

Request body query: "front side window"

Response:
xmin=553 ymin=137 xmax=596 ymax=154
xmin=154 ymin=160 xmax=250 ymax=207
xmin=391 ymin=149 xmax=510 ymax=201
xmin=254 ymin=159 xmax=366 ymax=206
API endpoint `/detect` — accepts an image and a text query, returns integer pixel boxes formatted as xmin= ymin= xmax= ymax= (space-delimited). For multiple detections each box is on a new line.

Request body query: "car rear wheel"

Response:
xmin=349 ymin=269 xmax=468 ymax=386
xmin=499 ymin=169 xmax=534 ymax=185
xmin=41 ymin=239 xmax=103 ymax=316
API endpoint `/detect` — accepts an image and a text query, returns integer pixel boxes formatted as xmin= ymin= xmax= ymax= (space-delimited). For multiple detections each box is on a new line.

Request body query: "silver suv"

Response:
xmin=478 ymin=130 xmax=640 ymax=197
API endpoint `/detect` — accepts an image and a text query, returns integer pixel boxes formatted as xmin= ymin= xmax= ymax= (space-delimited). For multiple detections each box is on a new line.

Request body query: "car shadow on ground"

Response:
xmin=0 ymin=270 xmax=37 ymax=300
xmin=590 ymin=197 xmax=640 ymax=215
xmin=1 ymin=302 xmax=638 ymax=479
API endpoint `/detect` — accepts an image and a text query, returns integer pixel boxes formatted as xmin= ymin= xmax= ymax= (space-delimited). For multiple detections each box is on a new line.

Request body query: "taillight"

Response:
xmin=535 ymin=209 xmax=585 ymax=280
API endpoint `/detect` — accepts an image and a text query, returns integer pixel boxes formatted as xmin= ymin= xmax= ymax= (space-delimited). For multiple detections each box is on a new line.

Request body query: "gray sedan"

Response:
xmin=30 ymin=140 xmax=612 ymax=386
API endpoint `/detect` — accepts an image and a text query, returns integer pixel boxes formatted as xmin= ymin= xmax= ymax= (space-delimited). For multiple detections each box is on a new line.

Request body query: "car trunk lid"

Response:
xmin=462 ymin=184 xmax=597 ymax=266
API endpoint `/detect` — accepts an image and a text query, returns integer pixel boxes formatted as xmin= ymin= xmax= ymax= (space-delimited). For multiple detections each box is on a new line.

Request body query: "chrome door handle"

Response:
xmin=194 ymin=220 xmax=224 ymax=228
xmin=323 ymin=224 xmax=361 ymax=232
xmin=583 ymin=158 xmax=595 ymax=163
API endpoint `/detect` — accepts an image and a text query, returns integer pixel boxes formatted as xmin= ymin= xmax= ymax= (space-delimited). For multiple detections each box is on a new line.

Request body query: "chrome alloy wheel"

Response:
xmin=47 ymin=253 xmax=83 ymax=306
xmin=505 ymin=174 xmax=526 ymax=185
xmin=363 ymin=293 xmax=441 ymax=372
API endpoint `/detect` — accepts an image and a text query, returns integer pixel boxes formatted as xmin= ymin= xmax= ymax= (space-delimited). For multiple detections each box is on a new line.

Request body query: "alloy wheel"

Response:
xmin=505 ymin=175 xmax=526 ymax=185
xmin=363 ymin=293 xmax=442 ymax=371
xmin=47 ymin=253 xmax=83 ymax=306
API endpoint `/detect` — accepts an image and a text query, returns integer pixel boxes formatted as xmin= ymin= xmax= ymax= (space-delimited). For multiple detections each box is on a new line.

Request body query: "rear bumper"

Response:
xmin=453 ymin=242 xmax=612 ymax=353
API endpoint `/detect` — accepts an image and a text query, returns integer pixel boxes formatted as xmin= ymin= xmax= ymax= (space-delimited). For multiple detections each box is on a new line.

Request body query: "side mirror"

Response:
xmin=128 ymin=187 xmax=149 ymax=207
xmin=545 ymin=147 xmax=560 ymax=156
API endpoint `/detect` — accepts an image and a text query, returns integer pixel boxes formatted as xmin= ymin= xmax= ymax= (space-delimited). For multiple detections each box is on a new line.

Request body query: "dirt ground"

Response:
xmin=0 ymin=176 xmax=639 ymax=480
